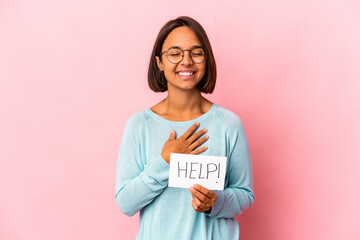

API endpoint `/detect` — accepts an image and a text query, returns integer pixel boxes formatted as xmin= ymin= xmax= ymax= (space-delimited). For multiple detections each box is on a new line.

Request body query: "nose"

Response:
xmin=180 ymin=50 xmax=193 ymax=65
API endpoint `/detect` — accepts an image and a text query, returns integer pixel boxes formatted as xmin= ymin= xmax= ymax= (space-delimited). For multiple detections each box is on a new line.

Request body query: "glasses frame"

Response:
xmin=159 ymin=46 xmax=206 ymax=64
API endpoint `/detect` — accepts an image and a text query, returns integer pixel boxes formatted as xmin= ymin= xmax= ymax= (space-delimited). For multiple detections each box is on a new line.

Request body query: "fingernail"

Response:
xmin=204 ymin=146 xmax=208 ymax=149
xmin=203 ymin=128 xmax=207 ymax=132
xmin=205 ymin=135 xmax=209 ymax=139
xmin=196 ymin=122 xmax=200 ymax=126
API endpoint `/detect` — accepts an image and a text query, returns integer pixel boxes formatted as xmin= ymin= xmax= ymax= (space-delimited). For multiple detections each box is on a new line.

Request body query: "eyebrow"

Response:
xmin=169 ymin=45 xmax=203 ymax=50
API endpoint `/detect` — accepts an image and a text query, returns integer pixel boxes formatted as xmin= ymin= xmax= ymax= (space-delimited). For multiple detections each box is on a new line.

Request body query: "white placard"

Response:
xmin=168 ymin=153 xmax=227 ymax=190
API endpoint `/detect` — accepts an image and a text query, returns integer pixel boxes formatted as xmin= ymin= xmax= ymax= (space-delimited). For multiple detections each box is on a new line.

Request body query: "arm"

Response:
xmin=115 ymin=118 xmax=209 ymax=217
xmin=205 ymin=118 xmax=254 ymax=218
xmin=115 ymin=116 xmax=169 ymax=216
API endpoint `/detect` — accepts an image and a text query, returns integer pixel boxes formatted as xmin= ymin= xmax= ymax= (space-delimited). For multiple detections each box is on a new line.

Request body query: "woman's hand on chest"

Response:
xmin=161 ymin=122 xmax=209 ymax=164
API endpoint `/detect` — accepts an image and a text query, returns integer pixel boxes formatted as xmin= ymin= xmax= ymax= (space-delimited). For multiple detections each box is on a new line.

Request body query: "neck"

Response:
xmin=150 ymin=85 xmax=213 ymax=121
xmin=166 ymin=88 xmax=204 ymax=114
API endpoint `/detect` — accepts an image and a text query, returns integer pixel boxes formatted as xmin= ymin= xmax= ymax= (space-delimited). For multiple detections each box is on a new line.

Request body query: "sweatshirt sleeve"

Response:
xmin=115 ymin=115 xmax=169 ymax=216
xmin=206 ymin=117 xmax=254 ymax=218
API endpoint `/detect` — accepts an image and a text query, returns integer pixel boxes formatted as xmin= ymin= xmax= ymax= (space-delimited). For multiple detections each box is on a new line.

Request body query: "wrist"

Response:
xmin=204 ymin=207 xmax=212 ymax=214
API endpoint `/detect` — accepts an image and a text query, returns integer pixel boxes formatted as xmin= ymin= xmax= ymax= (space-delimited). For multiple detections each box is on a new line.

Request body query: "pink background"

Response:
xmin=1 ymin=0 xmax=359 ymax=239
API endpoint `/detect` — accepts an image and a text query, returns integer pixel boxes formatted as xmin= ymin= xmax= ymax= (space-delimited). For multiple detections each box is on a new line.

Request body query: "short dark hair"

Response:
xmin=148 ymin=16 xmax=217 ymax=93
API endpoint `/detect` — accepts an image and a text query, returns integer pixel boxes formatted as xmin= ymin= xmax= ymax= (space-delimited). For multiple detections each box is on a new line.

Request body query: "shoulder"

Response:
xmin=121 ymin=109 xmax=152 ymax=143
xmin=213 ymin=104 xmax=244 ymax=131
xmin=125 ymin=109 xmax=151 ymax=127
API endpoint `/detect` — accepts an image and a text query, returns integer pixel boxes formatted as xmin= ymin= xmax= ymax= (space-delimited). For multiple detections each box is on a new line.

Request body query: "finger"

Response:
xmin=193 ymin=195 xmax=208 ymax=210
xmin=188 ymin=135 xmax=209 ymax=151
xmin=190 ymin=186 xmax=212 ymax=205
xmin=190 ymin=146 xmax=208 ymax=155
xmin=189 ymin=187 xmax=197 ymax=197
xmin=194 ymin=184 xmax=217 ymax=201
xmin=192 ymin=199 xmax=204 ymax=212
xmin=180 ymin=122 xmax=199 ymax=140
xmin=168 ymin=129 xmax=176 ymax=141
xmin=186 ymin=128 xmax=207 ymax=144
xmin=190 ymin=188 xmax=212 ymax=211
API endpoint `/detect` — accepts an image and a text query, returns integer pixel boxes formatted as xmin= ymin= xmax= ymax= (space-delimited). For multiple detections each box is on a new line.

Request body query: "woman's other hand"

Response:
xmin=189 ymin=184 xmax=217 ymax=213
xmin=161 ymin=122 xmax=208 ymax=164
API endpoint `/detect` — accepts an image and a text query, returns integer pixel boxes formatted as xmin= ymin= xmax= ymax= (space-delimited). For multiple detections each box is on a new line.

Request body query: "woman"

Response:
xmin=115 ymin=16 xmax=254 ymax=240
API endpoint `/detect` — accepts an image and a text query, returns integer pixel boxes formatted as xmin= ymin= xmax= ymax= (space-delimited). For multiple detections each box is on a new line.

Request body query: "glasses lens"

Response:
xmin=191 ymin=48 xmax=205 ymax=63
xmin=167 ymin=48 xmax=183 ymax=63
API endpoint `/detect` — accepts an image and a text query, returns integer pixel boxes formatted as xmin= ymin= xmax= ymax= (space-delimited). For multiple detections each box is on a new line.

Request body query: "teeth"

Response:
xmin=178 ymin=72 xmax=194 ymax=76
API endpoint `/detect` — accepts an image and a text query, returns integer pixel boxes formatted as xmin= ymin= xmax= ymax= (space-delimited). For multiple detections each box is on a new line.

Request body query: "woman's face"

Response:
xmin=156 ymin=26 xmax=206 ymax=92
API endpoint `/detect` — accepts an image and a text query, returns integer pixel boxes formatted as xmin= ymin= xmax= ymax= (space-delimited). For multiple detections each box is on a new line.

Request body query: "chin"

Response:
xmin=168 ymin=84 xmax=197 ymax=92
xmin=178 ymin=81 xmax=200 ymax=90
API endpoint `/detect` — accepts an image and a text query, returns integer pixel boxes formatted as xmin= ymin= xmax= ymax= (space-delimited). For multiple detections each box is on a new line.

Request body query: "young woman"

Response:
xmin=115 ymin=16 xmax=254 ymax=240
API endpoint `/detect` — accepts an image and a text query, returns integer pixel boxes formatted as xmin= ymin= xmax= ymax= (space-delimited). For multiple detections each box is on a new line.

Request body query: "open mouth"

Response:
xmin=177 ymin=72 xmax=195 ymax=76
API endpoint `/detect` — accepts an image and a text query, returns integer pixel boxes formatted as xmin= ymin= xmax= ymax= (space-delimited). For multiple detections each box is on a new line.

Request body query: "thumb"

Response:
xmin=168 ymin=129 xmax=176 ymax=140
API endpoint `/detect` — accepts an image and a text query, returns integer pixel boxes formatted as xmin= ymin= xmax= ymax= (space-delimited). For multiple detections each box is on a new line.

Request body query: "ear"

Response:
xmin=155 ymin=56 xmax=164 ymax=72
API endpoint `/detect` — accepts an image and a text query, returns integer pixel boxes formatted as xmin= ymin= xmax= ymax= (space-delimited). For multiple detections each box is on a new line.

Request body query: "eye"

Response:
xmin=192 ymin=49 xmax=205 ymax=56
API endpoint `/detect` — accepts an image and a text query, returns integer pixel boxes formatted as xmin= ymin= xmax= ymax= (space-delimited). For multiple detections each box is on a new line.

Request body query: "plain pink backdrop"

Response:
xmin=1 ymin=0 xmax=359 ymax=239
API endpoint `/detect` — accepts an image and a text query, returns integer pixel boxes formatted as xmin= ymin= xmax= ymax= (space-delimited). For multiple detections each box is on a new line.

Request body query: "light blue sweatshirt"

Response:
xmin=115 ymin=104 xmax=254 ymax=240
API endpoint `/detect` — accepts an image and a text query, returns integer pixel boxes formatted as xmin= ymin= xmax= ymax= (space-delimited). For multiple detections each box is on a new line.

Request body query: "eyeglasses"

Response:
xmin=159 ymin=47 xmax=206 ymax=64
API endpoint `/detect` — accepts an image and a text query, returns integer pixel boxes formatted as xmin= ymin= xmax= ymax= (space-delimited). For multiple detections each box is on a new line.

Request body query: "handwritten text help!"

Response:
xmin=168 ymin=153 xmax=227 ymax=190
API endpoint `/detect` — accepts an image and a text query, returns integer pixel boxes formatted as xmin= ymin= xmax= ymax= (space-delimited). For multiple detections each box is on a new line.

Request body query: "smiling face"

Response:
xmin=155 ymin=26 xmax=206 ymax=92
